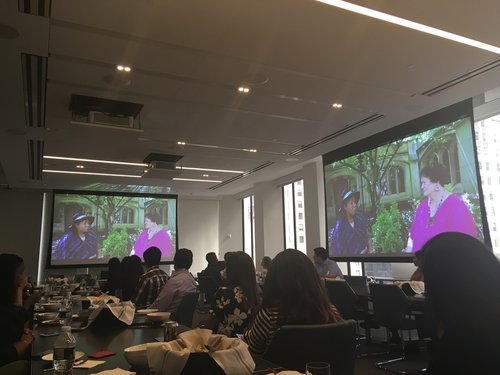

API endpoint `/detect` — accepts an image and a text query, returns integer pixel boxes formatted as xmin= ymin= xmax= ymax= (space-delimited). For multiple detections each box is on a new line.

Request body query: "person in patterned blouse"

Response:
xmin=133 ymin=246 xmax=169 ymax=307
xmin=211 ymin=252 xmax=259 ymax=337
xmin=244 ymin=249 xmax=343 ymax=355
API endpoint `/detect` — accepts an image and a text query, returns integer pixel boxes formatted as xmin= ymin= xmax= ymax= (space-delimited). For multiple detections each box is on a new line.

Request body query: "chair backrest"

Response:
xmin=369 ymin=283 xmax=411 ymax=328
xmin=173 ymin=292 xmax=199 ymax=327
xmin=197 ymin=276 xmax=219 ymax=305
xmin=324 ymin=280 xmax=357 ymax=319
xmin=263 ymin=320 xmax=357 ymax=375
xmin=344 ymin=275 xmax=369 ymax=296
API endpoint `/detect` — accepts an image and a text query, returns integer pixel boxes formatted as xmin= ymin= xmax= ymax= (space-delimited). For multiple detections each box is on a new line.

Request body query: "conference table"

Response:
xmin=31 ymin=315 xmax=279 ymax=374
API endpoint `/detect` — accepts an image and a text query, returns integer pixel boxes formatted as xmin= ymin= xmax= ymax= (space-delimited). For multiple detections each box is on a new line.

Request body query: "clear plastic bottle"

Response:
xmin=58 ymin=299 xmax=72 ymax=326
xmin=53 ymin=326 xmax=76 ymax=374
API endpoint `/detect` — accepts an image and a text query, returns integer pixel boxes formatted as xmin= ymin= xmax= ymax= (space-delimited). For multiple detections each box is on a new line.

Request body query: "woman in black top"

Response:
xmin=0 ymin=254 xmax=35 ymax=367
xmin=422 ymin=233 xmax=500 ymax=374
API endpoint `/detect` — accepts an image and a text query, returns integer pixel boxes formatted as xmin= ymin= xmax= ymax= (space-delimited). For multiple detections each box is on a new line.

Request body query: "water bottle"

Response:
xmin=58 ymin=300 xmax=72 ymax=326
xmin=53 ymin=326 xmax=76 ymax=374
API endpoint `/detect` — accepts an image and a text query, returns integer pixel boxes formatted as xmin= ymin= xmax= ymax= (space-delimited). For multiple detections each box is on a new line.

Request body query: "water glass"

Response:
xmin=306 ymin=362 xmax=331 ymax=375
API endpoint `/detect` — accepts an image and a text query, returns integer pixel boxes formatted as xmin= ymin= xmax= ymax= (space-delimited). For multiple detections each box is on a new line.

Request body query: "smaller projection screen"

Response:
xmin=48 ymin=190 xmax=177 ymax=267
xmin=323 ymin=99 xmax=489 ymax=261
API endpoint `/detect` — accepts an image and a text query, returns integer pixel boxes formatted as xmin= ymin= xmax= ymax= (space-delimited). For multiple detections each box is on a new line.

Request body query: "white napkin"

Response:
xmin=90 ymin=368 xmax=135 ymax=375
xmin=87 ymin=295 xmax=120 ymax=305
xmin=146 ymin=328 xmax=255 ymax=375
xmin=87 ymin=301 xmax=135 ymax=326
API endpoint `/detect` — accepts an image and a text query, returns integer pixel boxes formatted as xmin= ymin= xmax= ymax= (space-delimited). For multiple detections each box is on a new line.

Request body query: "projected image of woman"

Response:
xmin=407 ymin=163 xmax=477 ymax=253
xmin=329 ymin=189 xmax=370 ymax=256
xmin=54 ymin=213 xmax=99 ymax=260
xmin=132 ymin=212 xmax=172 ymax=258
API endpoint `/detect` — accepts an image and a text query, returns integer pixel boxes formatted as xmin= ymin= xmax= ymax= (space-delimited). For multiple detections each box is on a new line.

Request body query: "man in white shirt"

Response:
xmin=150 ymin=248 xmax=197 ymax=312
xmin=313 ymin=247 xmax=343 ymax=278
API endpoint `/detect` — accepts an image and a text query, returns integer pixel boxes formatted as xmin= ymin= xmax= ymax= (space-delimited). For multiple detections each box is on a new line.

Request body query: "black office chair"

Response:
xmin=369 ymin=283 xmax=427 ymax=374
xmin=172 ymin=292 xmax=200 ymax=328
xmin=325 ymin=280 xmax=358 ymax=319
xmin=344 ymin=275 xmax=370 ymax=297
xmin=263 ymin=320 xmax=357 ymax=375
xmin=325 ymin=280 xmax=381 ymax=356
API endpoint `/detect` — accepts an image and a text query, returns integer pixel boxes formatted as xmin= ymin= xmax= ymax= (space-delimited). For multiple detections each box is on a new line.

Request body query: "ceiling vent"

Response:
xmin=21 ymin=53 xmax=47 ymax=128
xmin=142 ymin=153 xmax=183 ymax=180
xmin=27 ymin=139 xmax=44 ymax=180
xmin=69 ymin=94 xmax=144 ymax=132
xmin=209 ymin=161 xmax=274 ymax=190
xmin=421 ymin=58 xmax=500 ymax=97
xmin=288 ymin=114 xmax=385 ymax=156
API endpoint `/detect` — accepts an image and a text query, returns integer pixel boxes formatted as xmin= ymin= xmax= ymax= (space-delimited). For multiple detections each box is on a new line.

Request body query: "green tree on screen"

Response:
xmin=372 ymin=202 xmax=403 ymax=253
xmin=101 ymin=228 xmax=129 ymax=258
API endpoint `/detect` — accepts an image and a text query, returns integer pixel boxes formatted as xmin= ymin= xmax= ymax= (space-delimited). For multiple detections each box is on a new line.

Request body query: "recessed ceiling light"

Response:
xmin=44 ymin=155 xmax=148 ymax=167
xmin=76 ymin=165 xmax=84 ymax=169
xmin=173 ymin=177 xmax=222 ymax=183
xmin=316 ymin=0 xmax=500 ymax=55
xmin=238 ymin=86 xmax=250 ymax=93
xmin=116 ymin=65 xmax=132 ymax=72
xmin=43 ymin=169 xmax=142 ymax=178
xmin=332 ymin=103 xmax=343 ymax=108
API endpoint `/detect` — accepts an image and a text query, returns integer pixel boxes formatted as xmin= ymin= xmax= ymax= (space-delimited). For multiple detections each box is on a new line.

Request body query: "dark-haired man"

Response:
xmin=313 ymin=247 xmax=343 ymax=279
xmin=201 ymin=252 xmax=223 ymax=285
xmin=150 ymin=248 xmax=197 ymax=312
xmin=133 ymin=246 xmax=169 ymax=307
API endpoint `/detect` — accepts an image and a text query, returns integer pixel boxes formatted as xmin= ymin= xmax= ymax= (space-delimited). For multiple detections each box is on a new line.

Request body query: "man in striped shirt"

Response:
xmin=134 ymin=246 xmax=169 ymax=307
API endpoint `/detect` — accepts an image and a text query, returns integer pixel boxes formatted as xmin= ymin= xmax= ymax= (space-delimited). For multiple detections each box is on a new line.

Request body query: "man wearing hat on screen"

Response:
xmin=329 ymin=189 xmax=370 ymax=256
xmin=54 ymin=213 xmax=99 ymax=260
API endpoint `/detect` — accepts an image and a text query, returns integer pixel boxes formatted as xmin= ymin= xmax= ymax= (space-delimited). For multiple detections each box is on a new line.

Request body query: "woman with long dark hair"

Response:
xmin=422 ymin=232 xmax=500 ymax=374
xmin=210 ymin=251 xmax=258 ymax=337
xmin=244 ymin=249 xmax=343 ymax=354
xmin=0 ymin=254 xmax=35 ymax=368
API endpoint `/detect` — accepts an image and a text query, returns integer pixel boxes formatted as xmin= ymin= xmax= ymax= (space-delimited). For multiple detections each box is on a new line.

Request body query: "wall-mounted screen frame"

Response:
xmin=323 ymin=99 xmax=490 ymax=262
xmin=47 ymin=189 xmax=178 ymax=268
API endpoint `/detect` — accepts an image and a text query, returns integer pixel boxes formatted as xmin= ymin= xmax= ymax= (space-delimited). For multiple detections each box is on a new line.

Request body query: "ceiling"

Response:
xmin=1 ymin=0 xmax=500 ymax=197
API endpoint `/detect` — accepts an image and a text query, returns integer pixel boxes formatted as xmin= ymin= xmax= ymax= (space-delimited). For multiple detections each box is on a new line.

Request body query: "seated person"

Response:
xmin=150 ymin=248 xmax=197 ymax=313
xmin=201 ymin=252 xmax=223 ymax=285
xmin=134 ymin=247 xmax=169 ymax=307
xmin=260 ymin=256 xmax=271 ymax=279
xmin=410 ymin=249 xmax=425 ymax=282
xmin=422 ymin=233 xmax=500 ymax=374
xmin=54 ymin=213 xmax=98 ymax=260
xmin=312 ymin=247 xmax=343 ymax=278
xmin=244 ymin=249 xmax=343 ymax=355
xmin=0 ymin=254 xmax=35 ymax=367
xmin=329 ymin=189 xmax=370 ymax=256
xmin=209 ymin=252 xmax=259 ymax=337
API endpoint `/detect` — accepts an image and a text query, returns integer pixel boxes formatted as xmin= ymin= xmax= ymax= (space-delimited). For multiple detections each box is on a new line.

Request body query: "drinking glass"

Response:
xmin=306 ymin=362 xmax=331 ymax=375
